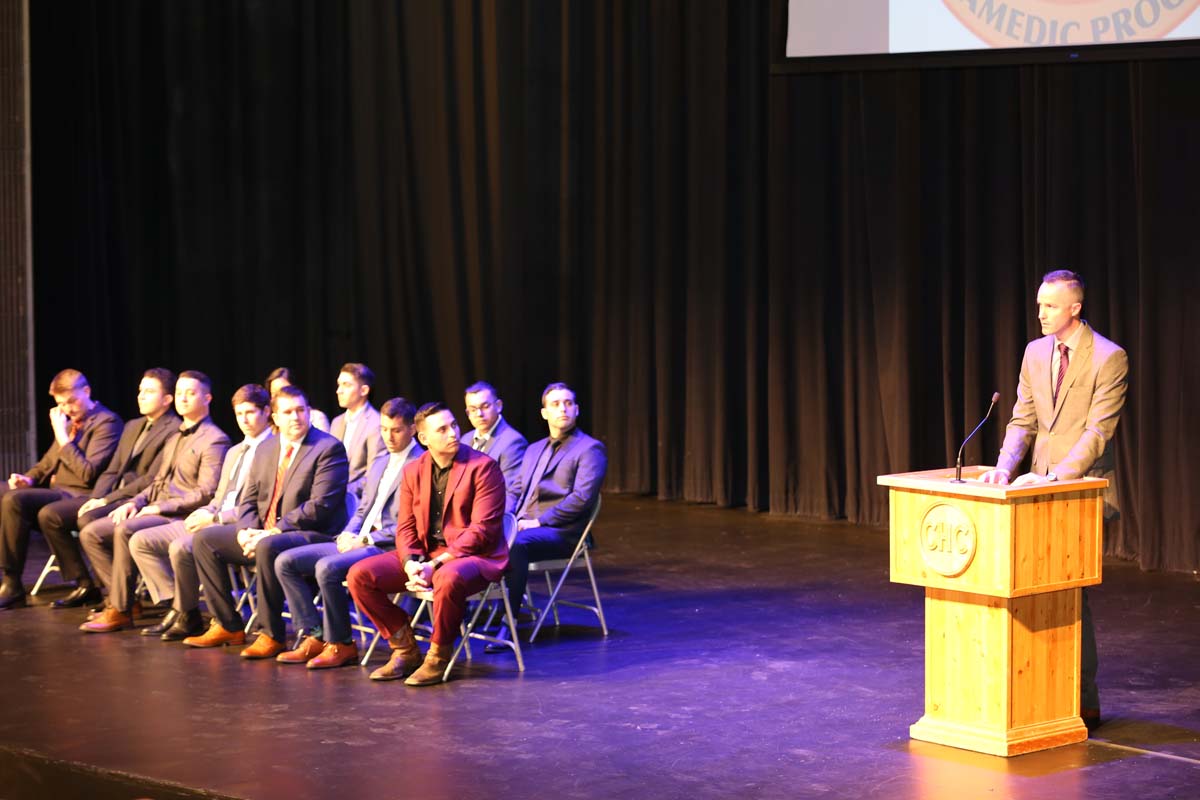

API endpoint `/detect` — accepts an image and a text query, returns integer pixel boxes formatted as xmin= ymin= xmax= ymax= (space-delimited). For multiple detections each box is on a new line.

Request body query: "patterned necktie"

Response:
xmin=1054 ymin=343 xmax=1070 ymax=405
xmin=264 ymin=444 xmax=295 ymax=530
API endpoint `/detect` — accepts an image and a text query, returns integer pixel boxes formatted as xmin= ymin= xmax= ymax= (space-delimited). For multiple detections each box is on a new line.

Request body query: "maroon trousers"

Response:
xmin=347 ymin=548 xmax=494 ymax=646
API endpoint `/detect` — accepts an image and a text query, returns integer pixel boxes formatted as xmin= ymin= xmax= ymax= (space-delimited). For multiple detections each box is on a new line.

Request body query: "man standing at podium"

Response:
xmin=980 ymin=269 xmax=1128 ymax=731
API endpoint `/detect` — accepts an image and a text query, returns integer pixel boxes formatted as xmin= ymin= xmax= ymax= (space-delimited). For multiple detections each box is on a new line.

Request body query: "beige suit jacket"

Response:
xmin=996 ymin=322 xmax=1128 ymax=514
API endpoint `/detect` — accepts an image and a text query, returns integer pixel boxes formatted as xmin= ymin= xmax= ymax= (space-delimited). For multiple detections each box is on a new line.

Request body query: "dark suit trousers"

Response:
xmin=1081 ymin=587 xmax=1099 ymax=711
xmin=194 ymin=525 xmax=331 ymax=641
xmin=37 ymin=497 xmax=114 ymax=584
xmin=347 ymin=550 xmax=494 ymax=646
xmin=0 ymin=485 xmax=74 ymax=580
xmin=506 ymin=525 xmax=576 ymax=612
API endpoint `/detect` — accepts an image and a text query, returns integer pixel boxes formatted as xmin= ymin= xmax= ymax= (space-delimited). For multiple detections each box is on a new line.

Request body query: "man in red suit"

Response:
xmin=347 ymin=401 xmax=508 ymax=686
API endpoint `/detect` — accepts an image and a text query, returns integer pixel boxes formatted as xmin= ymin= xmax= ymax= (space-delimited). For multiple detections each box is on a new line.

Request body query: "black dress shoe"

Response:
xmin=0 ymin=590 xmax=26 ymax=611
xmin=141 ymin=608 xmax=181 ymax=636
xmin=51 ymin=585 xmax=102 ymax=609
xmin=160 ymin=609 xmax=204 ymax=641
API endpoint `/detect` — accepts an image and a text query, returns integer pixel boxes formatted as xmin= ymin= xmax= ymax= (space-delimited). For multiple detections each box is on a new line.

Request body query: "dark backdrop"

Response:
xmin=27 ymin=1 xmax=1198 ymax=570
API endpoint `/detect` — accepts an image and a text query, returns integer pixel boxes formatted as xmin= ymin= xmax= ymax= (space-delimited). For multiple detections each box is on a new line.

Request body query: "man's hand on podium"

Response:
xmin=978 ymin=467 xmax=1010 ymax=484
xmin=1010 ymin=472 xmax=1053 ymax=487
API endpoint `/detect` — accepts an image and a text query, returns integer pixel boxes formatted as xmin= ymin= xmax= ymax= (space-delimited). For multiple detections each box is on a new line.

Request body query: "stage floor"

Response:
xmin=0 ymin=494 xmax=1197 ymax=799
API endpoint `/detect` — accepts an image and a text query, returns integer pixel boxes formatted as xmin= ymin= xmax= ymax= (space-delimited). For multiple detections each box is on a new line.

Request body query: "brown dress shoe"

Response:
xmin=307 ymin=641 xmax=360 ymax=669
xmin=79 ymin=607 xmax=132 ymax=634
xmin=183 ymin=619 xmax=246 ymax=648
xmin=276 ymin=635 xmax=326 ymax=664
xmin=240 ymin=633 xmax=286 ymax=659
xmin=404 ymin=642 xmax=453 ymax=686
xmin=368 ymin=625 xmax=424 ymax=681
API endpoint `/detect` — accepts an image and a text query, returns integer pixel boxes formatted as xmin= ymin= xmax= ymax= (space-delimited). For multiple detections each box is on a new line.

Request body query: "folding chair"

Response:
xmin=31 ymin=525 xmax=77 ymax=595
xmin=365 ymin=514 xmax=524 ymax=679
xmin=525 ymin=497 xmax=607 ymax=642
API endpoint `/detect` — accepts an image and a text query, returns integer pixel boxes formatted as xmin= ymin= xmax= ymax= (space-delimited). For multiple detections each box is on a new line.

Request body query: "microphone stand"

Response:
xmin=953 ymin=392 xmax=1000 ymax=483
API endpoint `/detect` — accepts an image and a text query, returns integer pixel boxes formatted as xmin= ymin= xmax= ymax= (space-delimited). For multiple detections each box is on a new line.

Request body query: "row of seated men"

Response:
xmin=0 ymin=365 xmax=607 ymax=685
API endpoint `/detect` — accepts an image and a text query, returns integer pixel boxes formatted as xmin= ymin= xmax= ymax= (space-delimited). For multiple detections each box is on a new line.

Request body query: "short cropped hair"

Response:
xmin=414 ymin=401 xmax=451 ymax=431
xmin=48 ymin=369 xmax=89 ymax=396
xmin=178 ymin=370 xmax=213 ymax=395
xmin=541 ymin=381 xmax=575 ymax=406
xmin=142 ymin=368 xmax=176 ymax=395
xmin=381 ymin=397 xmax=417 ymax=425
xmin=464 ymin=381 xmax=499 ymax=398
xmin=1043 ymin=269 xmax=1085 ymax=305
xmin=231 ymin=383 xmax=271 ymax=410
xmin=340 ymin=362 xmax=375 ymax=390
xmin=271 ymin=383 xmax=308 ymax=411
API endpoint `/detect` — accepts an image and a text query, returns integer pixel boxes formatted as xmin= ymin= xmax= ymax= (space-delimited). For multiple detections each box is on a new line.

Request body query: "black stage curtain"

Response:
xmin=28 ymin=2 xmax=1197 ymax=570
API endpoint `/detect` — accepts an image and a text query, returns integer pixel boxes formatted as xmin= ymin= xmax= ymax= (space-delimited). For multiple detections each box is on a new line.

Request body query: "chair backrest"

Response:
xmin=578 ymin=496 xmax=601 ymax=551
xmin=539 ymin=496 xmax=601 ymax=567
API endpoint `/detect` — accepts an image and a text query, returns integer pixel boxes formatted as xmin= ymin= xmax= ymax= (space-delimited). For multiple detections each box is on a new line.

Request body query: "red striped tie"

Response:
xmin=1053 ymin=344 xmax=1070 ymax=405
xmin=264 ymin=444 xmax=295 ymax=530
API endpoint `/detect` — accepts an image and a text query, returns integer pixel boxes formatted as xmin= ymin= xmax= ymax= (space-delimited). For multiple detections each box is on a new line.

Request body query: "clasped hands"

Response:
xmin=107 ymin=502 xmax=164 ymax=524
xmin=237 ymin=527 xmax=280 ymax=557
xmin=404 ymin=558 xmax=435 ymax=593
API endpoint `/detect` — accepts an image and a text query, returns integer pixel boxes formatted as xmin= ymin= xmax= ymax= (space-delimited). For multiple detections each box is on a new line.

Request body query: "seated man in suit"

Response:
xmin=41 ymin=367 xmax=180 ymax=609
xmin=331 ymin=362 xmax=385 ymax=498
xmin=80 ymin=371 xmax=230 ymax=633
xmin=506 ymin=382 xmax=607 ymax=614
xmin=461 ymin=381 xmax=527 ymax=502
xmin=347 ymin=402 xmax=508 ymax=686
xmin=265 ymin=367 xmax=330 ymax=432
xmin=275 ymin=397 xmax=423 ymax=668
xmin=0 ymin=369 xmax=122 ymax=611
xmin=186 ymin=384 xmax=348 ymax=658
xmin=127 ymin=383 xmax=274 ymax=640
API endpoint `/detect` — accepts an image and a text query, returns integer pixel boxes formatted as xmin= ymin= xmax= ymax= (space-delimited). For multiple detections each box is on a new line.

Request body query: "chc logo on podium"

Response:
xmin=919 ymin=504 xmax=978 ymax=577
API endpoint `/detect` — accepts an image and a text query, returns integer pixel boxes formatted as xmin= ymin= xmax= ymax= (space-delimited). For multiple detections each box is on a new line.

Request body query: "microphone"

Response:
xmin=953 ymin=392 xmax=1000 ymax=483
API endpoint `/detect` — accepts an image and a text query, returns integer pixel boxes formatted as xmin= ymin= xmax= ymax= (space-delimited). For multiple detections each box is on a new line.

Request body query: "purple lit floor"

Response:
xmin=0 ymin=494 xmax=1197 ymax=799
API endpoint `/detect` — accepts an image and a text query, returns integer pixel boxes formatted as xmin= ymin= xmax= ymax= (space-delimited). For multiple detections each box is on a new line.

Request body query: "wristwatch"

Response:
xmin=1046 ymin=472 xmax=1058 ymax=481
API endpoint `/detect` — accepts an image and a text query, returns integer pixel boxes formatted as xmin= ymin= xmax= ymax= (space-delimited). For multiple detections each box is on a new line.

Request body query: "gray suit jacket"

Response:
xmin=512 ymin=427 xmax=607 ymax=539
xmin=200 ymin=432 xmax=275 ymax=525
xmin=236 ymin=426 xmax=349 ymax=534
xmin=461 ymin=417 xmax=528 ymax=502
xmin=94 ymin=411 xmax=181 ymax=503
xmin=132 ymin=417 xmax=231 ymax=517
xmin=26 ymin=402 xmax=123 ymax=496
xmin=346 ymin=442 xmax=424 ymax=544
xmin=997 ymin=322 xmax=1128 ymax=514
xmin=331 ymin=403 xmax=384 ymax=498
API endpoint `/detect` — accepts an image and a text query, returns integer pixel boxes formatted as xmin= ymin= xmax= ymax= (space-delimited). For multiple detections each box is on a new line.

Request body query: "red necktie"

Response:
xmin=1053 ymin=343 xmax=1070 ymax=405
xmin=264 ymin=444 xmax=295 ymax=530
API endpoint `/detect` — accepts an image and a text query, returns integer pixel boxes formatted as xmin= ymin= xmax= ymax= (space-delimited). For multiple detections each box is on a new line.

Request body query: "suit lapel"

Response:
xmin=545 ymin=435 xmax=577 ymax=475
xmin=517 ymin=440 xmax=548 ymax=511
xmin=279 ymin=430 xmax=314 ymax=495
xmin=1050 ymin=325 xmax=1093 ymax=426
xmin=443 ymin=452 xmax=468 ymax=528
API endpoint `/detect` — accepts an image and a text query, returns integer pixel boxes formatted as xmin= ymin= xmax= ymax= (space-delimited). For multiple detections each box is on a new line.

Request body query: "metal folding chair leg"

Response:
xmin=31 ymin=554 xmax=60 ymax=596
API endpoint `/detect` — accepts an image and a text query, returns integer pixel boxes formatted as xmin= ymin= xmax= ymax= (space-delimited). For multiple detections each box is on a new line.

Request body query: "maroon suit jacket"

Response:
xmin=396 ymin=446 xmax=508 ymax=580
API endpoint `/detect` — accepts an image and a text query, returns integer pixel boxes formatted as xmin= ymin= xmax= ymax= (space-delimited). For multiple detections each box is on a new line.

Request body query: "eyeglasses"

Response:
xmin=466 ymin=402 xmax=493 ymax=415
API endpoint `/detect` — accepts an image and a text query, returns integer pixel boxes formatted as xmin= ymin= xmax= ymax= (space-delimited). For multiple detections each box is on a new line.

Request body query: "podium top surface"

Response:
xmin=877 ymin=466 xmax=1107 ymax=500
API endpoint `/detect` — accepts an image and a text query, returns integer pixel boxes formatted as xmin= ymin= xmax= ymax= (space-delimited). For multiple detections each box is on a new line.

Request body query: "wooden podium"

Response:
xmin=877 ymin=466 xmax=1107 ymax=757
